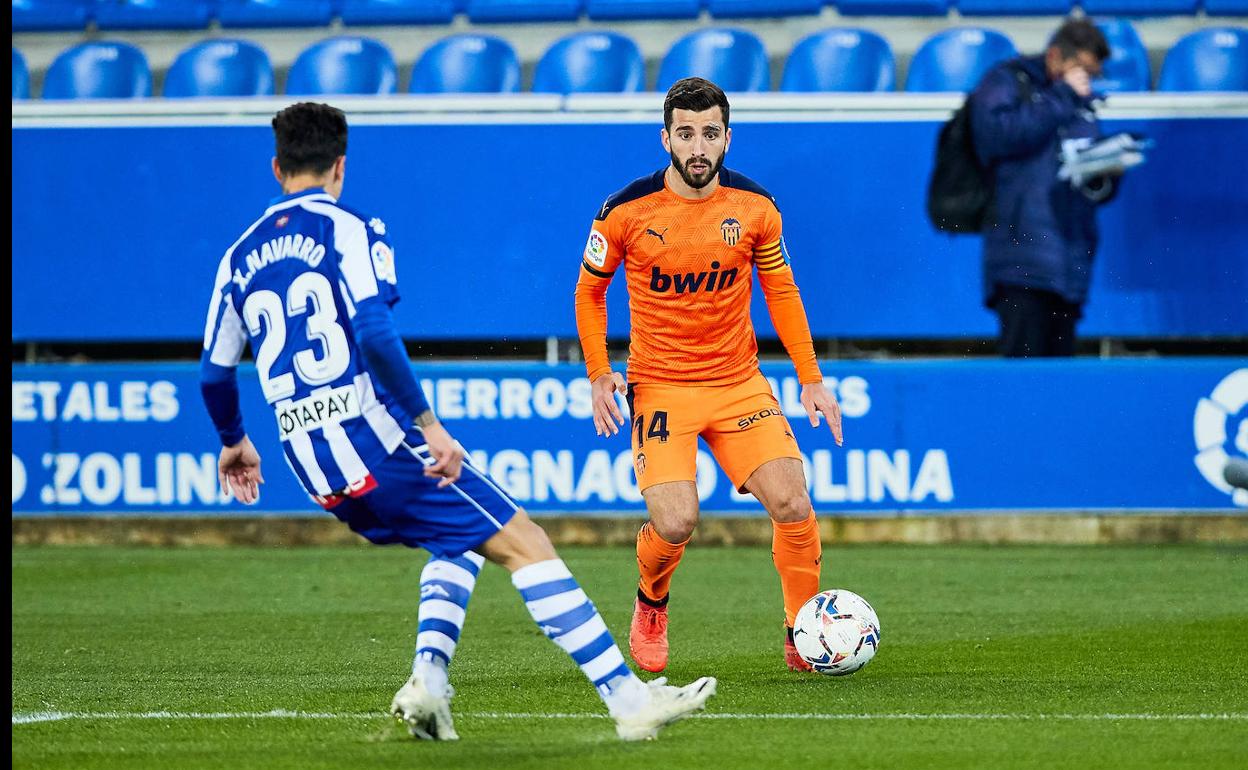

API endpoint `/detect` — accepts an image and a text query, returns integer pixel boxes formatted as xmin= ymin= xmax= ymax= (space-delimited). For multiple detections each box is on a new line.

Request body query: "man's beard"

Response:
xmin=670 ymin=149 xmax=725 ymax=190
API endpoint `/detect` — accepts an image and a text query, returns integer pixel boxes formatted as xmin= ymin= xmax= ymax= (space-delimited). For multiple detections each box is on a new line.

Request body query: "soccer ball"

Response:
xmin=791 ymin=589 xmax=881 ymax=676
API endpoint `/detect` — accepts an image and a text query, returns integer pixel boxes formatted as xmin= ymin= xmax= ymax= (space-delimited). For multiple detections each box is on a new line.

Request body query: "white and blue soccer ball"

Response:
xmin=792 ymin=589 xmax=881 ymax=676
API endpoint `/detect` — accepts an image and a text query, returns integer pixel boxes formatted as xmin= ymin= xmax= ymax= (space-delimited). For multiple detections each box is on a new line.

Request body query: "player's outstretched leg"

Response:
xmin=482 ymin=510 xmax=717 ymax=741
xmin=390 ymin=551 xmax=485 ymax=740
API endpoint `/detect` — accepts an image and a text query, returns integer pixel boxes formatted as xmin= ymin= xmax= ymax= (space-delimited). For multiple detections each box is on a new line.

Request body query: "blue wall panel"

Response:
xmin=10 ymin=360 xmax=1248 ymax=516
xmin=11 ymin=118 xmax=1248 ymax=340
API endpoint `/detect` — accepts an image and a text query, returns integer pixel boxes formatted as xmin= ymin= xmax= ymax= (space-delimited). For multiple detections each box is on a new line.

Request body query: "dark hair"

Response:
xmin=271 ymin=102 xmax=348 ymax=176
xmin=663 ymin=77 xmax=730 ymax=130
xmin=1049 ymin=18 xmax=1110 ymax=63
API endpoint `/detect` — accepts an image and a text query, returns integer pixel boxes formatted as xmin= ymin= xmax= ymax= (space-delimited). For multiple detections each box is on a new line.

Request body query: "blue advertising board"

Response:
xmin=11 ymin=360 xmax=1247 ymax=516
xmin=10 ymin=116 xmax=1248 ymax=341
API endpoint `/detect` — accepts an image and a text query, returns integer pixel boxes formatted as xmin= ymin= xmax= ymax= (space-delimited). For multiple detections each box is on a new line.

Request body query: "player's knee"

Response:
xmin=481 ymin=510 xmax=557 ymax=571
xmin=518 ymin=516 xmax=557 ymax=562
xmin=767 ymin=489 xmax=812 ymax=523
xmin=652 ymin=511 xmax=697 ymax=544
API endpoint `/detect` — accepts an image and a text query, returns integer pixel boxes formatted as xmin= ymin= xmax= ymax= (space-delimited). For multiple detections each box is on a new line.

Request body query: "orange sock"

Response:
xmin=772 ymin=512 xmax=822 ymax=627
xmin=636 ymin=522 xmax=688 ymax=604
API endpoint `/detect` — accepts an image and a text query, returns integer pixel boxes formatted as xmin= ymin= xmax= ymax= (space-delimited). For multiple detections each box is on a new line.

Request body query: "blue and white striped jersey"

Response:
xmin=202 ymin=188 xmax=409 ymax=500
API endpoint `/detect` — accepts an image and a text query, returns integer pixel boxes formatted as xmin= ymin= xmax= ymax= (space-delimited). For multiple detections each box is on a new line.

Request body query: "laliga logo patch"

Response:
xmin=371 ymin=240 xmax=396 ymax=284
xmin=585 ymin=230 xmax=608 ymax=268
xmin=1193 ymin=368 xmax=1248 ymax=507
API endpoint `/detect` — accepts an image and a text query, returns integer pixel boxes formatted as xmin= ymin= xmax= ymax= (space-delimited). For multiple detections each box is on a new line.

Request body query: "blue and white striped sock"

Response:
xmin=412 ymin=551 xmax=485 ymax=698
xmin=511 ymin=559 xmax=647 ymax=717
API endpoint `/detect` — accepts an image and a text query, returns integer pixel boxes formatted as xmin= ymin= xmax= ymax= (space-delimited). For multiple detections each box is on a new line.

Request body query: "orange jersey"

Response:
xmin=575 ymin=168 xmax=821 ymax=386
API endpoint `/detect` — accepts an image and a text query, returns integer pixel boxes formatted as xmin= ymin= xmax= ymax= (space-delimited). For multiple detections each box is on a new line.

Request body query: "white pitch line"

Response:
xmin=12 ymin=710 xmax=374 ymax=725
xmin=466 ymin=712 xmax=1248 ymax=721
xmin=12 ymin=711 xmax=1248 ymax=725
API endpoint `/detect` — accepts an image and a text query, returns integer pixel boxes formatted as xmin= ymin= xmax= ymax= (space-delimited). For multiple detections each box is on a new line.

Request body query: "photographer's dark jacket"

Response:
xmin=970 ymin=55 xmax=1116 ymax=308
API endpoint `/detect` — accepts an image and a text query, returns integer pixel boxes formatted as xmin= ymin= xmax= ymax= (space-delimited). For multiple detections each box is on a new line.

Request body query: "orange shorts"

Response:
xmin=625 ymin=371 xmax=802 ymax=493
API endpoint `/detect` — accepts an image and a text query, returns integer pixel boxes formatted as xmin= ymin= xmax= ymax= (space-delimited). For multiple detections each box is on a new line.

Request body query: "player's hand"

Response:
xmin=218 ymin=435 xmax=264 ymax=504
xmin=800 ymin=382 xmax=844 ymax=447
xmin=1063 ymin=66 xmax=1092 ymax=98
xmin=591 ymin=372 xmax=628 ymax=437
xmin=421 ymin=420 xmax=465 ymax=488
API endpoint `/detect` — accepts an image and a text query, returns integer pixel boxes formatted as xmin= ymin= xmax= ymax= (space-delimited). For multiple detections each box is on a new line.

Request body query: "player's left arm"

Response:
xmin=200 ymin=253 xmax=264 ymax=503
xmin=342 ymin=217 xmax=463 ymax=486
xmin=754 ymin=208 xmax=843 ymax=446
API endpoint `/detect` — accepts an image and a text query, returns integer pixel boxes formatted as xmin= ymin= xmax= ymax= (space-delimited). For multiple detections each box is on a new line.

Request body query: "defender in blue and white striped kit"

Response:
xmin=199 ymin=102 xmax=714 ymax=742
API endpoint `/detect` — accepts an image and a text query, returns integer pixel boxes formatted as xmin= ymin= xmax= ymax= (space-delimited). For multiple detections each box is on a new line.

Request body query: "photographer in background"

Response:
xmin=970 ymin=19 xmax=1116 ymax=358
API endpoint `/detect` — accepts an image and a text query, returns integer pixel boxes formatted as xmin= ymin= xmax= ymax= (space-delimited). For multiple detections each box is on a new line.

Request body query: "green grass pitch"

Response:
xmin=12 ymin=543 xmax=1248 ymax=769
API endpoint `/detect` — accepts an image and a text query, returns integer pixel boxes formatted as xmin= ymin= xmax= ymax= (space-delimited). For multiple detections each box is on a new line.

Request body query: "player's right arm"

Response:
xmin=199 ymin=251 xmax=264 ymax=503
xmin=574 ymin=205 xmax=628 ymax=436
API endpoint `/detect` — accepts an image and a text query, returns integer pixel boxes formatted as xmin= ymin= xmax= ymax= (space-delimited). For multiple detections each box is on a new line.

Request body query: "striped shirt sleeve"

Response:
xmin=302 ymin=202 xmax=398 ymax=317
xmin=202 ymin=251 xmax=246 ymax=367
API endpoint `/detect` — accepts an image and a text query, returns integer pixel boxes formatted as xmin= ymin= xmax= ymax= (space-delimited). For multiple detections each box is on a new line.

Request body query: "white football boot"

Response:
xmin=613 ymin=676 xmax=717 ymax=741
xmin=389 ymin=674 xmax=458 ymax=741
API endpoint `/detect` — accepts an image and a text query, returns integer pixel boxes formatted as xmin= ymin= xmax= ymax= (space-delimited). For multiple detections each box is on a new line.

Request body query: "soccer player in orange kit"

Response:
xmin=574 ymin=78 xmax=844 ymax=673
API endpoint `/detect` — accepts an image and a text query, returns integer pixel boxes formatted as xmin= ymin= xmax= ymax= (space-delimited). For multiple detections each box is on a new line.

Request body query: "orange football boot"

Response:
xmin=785 ymin=626 xmax=813 ymax=672
xmin=629 ymin=598 xmax=669 ymax=673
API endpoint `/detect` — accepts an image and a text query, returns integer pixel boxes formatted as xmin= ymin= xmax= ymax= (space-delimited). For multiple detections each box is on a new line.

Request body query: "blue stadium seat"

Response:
xmin=164 ymin=39 xmax=275 ymax=97
xmin=93 ymin=0 xmax=213 ymax=30
xmin=218 ymin=0 xmax=334 ymax=28
xmin=657 ymin=28 xmax=770 ymax=92
xmin=707 ymin=0 xmax=822 ymax=18
xmin=835 ymin=0 xmax=948 ymax=16
xmin=465 ymin=0 xmax=581 ymax=23
xmin=958 ymin=0 xmax=1071 ymax=15
xmin=341 ymin=0 xmax=458 ymax=25
xmin=410 ymin=34 xmax=520 ymax=93
xmin=781 ymin=28 xmax=895 ymax=92
xmin=1205 ymin=0 xmax=1248 ymax=14
xmin=1093 ymin=19 xmax=1150 ymax=92
xmin=43 ymin=40 xmax=152 ymax=99
xmin=14 ymin=48 xmax=31 ymax=99
xmin=1078 ymin=0 xmax=1197 ymax=15
xmin=586 ymin=0 xmax=700 ymax=20
xmin=906 ymin=27 xmax=1017 ymax=92
xmin=43 ymin=41 xmax=152 ymax=99
xmin=286 ymin=37 xmax=398 ymax=95
xmin=533 ymin=32 xmax=644 ymax=93
xmin=1159 ymin=27 xmax=1248 ymax=91
xmin=12 ymin=0 xmax=91 ymax=31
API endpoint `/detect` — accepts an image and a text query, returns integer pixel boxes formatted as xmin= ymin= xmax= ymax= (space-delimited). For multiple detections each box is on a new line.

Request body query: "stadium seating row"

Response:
xmin=13 ymin=24 xmax=1248 ymax=98
xmin=12 ymin=0 xmax=1248 ymax=32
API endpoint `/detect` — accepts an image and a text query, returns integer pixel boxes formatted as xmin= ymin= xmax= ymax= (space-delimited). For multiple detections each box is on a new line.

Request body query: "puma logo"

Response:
xmin=645 ymin=227 xmax=668 ymax=244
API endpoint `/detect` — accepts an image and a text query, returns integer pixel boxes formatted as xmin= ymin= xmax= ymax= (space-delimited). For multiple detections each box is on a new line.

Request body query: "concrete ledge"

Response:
xmin=11 ymin=514 xmax=1248 ymax=547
